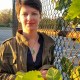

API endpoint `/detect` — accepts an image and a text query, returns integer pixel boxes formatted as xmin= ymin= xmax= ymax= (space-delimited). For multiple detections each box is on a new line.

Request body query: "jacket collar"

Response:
xmin=16 ymin=29 xmax=54 ymax=47
xmin=16 ymin=29 xmax=28 ymax=46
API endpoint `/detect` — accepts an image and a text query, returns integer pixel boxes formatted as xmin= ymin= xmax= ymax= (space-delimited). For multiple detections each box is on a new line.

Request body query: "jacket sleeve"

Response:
xmin=0 ymin=43 xmax=16 ymax=80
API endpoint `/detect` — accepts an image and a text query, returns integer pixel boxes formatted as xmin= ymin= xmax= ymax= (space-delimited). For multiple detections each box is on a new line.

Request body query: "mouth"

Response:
xmin=27 ymin=22 xmax=35 ymax=25
xmin=27 ymin=23 xmax=35 ymax=24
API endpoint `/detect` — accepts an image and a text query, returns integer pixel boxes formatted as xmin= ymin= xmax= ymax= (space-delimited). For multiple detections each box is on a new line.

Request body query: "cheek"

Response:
xmin=20 ymin=17 xmax=26 ymax=24
xmin=33 ymin=15 xmax=41 ymax=23
xmin=30 ymin=18 xmax=40 ymax=25
xmin=36 ymin=18 xmax=41 ymax=24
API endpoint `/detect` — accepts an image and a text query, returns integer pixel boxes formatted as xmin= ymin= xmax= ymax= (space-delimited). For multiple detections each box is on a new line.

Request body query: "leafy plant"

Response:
xmin=15 ymin=67 xmax=63 ymax=80
xmin=46 ymin=67 xmax=63 ymax=80
xmin=52 ymin=0 xmax=80 ymax=20
xmin=51 ymin=0 xmax=71 ymax=11
xmin=51 ymin=0 xmax=80 ymax=29
xmin=70 ymin=66 xmax=80 ymax=80
xmin=15 ymin=70 xmax=44 ymax=80
xmin=61 ymin=57 xmax=73 ymax=76
xmin=65 ymin=0 xmax=80 ymax=20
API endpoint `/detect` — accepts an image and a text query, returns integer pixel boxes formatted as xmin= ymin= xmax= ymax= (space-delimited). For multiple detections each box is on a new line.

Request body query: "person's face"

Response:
xmin=18 ymin=5 xmax=41 ymax=32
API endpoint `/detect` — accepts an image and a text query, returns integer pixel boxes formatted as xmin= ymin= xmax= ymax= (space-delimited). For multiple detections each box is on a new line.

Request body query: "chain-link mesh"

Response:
xmin=38 ymin=0 xmax=80 ymax=80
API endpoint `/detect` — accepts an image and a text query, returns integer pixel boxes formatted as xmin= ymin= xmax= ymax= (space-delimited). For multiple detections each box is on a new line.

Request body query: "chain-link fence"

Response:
xmin=38 ymin=0 xmax=80 ymax=80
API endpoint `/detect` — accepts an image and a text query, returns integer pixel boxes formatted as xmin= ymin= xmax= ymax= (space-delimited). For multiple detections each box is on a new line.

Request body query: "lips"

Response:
xmin=26 ymin=21 xmax=35 ymax=24
xmin=27 ymin=23 xmax=35 ymax=24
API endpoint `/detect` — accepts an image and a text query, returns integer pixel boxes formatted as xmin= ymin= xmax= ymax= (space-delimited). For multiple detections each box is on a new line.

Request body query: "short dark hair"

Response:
xmin=16 ymin=0 xmax=42 ymax=15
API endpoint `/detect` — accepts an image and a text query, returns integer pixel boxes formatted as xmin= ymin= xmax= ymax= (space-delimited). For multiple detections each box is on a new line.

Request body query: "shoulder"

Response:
xmin=0 ymin=37 xmax=16 ymax=52
xmin=0 ymin=38 xmax=14 ymax=53
xmin=39 ymin=32 xmax=54 ymax=43
xmin=38 ymin=32 xmax=55 ymax=48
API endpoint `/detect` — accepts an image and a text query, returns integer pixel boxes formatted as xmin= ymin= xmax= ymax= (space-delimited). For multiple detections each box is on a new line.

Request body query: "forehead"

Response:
xmin=20 ymin=5 xmax=39 ymax=13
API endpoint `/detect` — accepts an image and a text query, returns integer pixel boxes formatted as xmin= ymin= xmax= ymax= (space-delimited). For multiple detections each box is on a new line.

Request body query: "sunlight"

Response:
xmin=0 ymin=0 xmax=12 ymax=10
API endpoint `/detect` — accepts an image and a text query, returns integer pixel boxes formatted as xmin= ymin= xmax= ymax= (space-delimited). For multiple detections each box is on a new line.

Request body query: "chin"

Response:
xmin=28 ymin=27 xmax=36 ymax=31
xmin=25 ymin=25 xmax=36 ymax=30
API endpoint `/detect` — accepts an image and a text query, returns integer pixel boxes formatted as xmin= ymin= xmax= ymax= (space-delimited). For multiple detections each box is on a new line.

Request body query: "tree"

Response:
xmin=0 ymin=9 xmax=12 ymax=27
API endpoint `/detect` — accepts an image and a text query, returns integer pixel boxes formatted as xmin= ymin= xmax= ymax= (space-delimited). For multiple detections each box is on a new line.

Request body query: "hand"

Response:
xmin=40 ymin=70 xmax=47 ymax=80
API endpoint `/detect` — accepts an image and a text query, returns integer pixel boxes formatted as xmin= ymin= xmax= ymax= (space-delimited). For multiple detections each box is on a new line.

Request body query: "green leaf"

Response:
xmin=15 ymin=70 xmax=44 ymax=80
xmin=46 ymin=67 xmax=63 ymax=80
xmin=61 ymin=57 xmax=73 ymax=76
xmin=70 ymin=66 xmax=80 ymax=79
xmin=15 ymin=71 xmax=25 ymax=80
xmin=65 ymin=0 xmax=80 ymax=20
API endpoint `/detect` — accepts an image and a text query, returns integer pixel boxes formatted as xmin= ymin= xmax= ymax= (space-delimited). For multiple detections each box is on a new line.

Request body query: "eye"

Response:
xmin=22 ymin=13 xmax=28 ymax=16
xmin=32 ymin=12 xmax=38 ymax=15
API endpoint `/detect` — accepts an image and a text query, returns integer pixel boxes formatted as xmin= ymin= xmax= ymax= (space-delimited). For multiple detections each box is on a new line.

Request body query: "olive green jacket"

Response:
xmin=0 ymin=30 xmax=55 ymax=80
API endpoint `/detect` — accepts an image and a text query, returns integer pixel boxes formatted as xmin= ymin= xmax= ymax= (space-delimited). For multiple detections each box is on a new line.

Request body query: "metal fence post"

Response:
xmin=12 ymin=0 xmax=18 ymax=36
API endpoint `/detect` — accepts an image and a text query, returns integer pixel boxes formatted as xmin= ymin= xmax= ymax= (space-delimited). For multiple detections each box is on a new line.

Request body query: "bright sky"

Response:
xmin=0 ymin=0 xmax=12 ymax=10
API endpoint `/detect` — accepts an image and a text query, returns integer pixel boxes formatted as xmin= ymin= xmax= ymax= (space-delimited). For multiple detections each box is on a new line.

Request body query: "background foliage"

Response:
xmin=52 ymin=0 xmax=80 ymax=29
xmin=0 ymin=9 xmax=12 ymax=27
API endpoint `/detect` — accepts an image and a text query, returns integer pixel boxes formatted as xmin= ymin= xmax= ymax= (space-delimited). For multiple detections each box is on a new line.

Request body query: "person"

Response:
xmin=0 ymin=0 xmax=55 ymax=80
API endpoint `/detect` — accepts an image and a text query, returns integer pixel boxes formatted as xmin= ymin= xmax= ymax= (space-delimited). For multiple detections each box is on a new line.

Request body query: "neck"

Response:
xmin=23 ymin=30 xmax=38 ymax=40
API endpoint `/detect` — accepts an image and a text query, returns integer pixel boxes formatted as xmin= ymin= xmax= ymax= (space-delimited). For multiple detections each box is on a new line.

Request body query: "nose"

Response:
xmin=27 ymin=14 xmax=32 ymax=20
